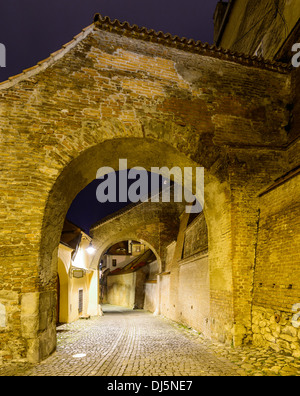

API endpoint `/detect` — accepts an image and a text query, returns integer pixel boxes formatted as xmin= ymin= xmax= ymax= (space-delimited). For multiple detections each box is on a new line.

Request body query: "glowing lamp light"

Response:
xmin=86 ymin=242 xmax=96 ymax=255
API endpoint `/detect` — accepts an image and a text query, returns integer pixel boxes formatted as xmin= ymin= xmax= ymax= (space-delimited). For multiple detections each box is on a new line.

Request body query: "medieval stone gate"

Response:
xmin=0 ymin=14 xmax=298 ymax=363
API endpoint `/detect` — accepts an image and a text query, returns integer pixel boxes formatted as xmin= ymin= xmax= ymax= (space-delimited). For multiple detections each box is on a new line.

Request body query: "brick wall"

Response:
xmin=177 ymin=253 xmax=210 ymax=337
xmin=252 ymin=173 xmax=300 ymax=357
xmin=183 ymin=212 xmax=208 ymax=258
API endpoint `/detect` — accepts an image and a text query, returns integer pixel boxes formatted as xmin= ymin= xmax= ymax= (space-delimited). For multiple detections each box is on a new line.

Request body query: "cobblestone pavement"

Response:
xmin=0 ymin=305 xmax=300 ymax=376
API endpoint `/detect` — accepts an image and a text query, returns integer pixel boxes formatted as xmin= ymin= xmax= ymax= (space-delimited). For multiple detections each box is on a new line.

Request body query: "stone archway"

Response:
xmin=0 ymin=14 xmax=291 ymax=363
xmin=37 ymin=137 xmax=222 ymax=362
xmin=96 ymin=238 xmax=162 ymax=274
xmin=0 ymin=134 xmax=267 ymax=363
xmin=89 ymin=189 xmax=187 ymax=274
xmin=97 ymin=238 xmax=159 ymax=310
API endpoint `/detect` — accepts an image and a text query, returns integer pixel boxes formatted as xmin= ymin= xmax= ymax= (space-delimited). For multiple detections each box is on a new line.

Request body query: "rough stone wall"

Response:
xmin=143 ymin=260 xmax=159 ymax=313
xmin=107 ymin=273 xmax=136 ymax=308
xmin=158 ymin=243 xmax=174 ymax=317
xmin=106 ymin=266 xmax=149 ymax=309
xmin=134 ymin=268 xmax=149 ymax=309
xmin=0 ymin=17 xmax=293 ymax=362
xmin=183 ymin=213 xmax=208 ymax=258
xmin=219 ymin=0 xmax=300 ymax=60
xmin=144 ymin=282 xmax=157 ymax=313
xmin=0 ymin=291 xmax=24 ymax=363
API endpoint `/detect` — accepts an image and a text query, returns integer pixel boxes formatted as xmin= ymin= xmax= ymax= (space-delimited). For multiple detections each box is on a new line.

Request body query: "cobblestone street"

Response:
xmin=1 ymin=305 xmax=300 ymax=377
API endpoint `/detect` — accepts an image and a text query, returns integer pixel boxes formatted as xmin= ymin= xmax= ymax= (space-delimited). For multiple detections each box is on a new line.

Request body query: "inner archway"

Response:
xmin=97 ymin=239 xmax=159 ymax=311
xmin=38 ymin=137 xmax=218 ymax=362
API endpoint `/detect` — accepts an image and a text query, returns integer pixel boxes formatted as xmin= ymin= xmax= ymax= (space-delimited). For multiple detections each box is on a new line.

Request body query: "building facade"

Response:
xmin=58 ymin=220 xmax=100 ymax=324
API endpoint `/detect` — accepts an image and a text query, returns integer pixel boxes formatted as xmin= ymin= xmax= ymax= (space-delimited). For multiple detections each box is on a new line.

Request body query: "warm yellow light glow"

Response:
xmin=86 ymin=243 xmax=96 ymax=255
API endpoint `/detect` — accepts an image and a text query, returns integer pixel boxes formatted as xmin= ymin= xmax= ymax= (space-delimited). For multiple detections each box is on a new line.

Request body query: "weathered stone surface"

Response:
xmin=0 ymin=304 xmax=6 ymax=328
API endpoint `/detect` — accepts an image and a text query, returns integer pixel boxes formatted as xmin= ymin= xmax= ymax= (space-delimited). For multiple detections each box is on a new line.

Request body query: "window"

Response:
xmin=78 ymin=289 xmax=83 ymax=314
xmin=112 ymin=259 xmax=117 ymax=267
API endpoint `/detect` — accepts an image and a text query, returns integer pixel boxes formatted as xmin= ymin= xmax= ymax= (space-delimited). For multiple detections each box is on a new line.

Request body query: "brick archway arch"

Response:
xmin=97 ymin=238 xmax=162 ymax=310
xmin=0 ymin=14 xmax=291 ymax=363
xmin=93 ymin=238 xmax=162 ymax=274
xmin=40 ymin=136 xmax=205 ymax=277
xmin=38 ymin=137 xmax=214 ymax=363
xmin=97 ymin=238 xmax=162 ymax=267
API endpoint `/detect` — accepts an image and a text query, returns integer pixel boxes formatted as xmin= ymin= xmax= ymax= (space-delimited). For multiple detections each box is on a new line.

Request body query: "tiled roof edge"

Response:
xmin=93 ymin=13 xmax=292 ymax=74
xmin=0 ymin=13 xmax=292 ymax=90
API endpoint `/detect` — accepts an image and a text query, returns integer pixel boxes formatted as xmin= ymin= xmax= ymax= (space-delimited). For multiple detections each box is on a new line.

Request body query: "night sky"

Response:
xmin=0 ymin=0 xmax=220 ymax=233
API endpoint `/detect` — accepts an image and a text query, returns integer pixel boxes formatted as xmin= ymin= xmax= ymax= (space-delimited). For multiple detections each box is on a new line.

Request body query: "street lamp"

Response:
xmin=86 ymin=241 xmax=96 ymax=255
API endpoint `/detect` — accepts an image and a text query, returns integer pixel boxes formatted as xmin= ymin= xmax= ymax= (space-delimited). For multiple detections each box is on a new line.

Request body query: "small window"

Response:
xmin=78 ymin=289 xmax=83 ymax=314
xmin=112 ymin=259 xmax=117 ymax=267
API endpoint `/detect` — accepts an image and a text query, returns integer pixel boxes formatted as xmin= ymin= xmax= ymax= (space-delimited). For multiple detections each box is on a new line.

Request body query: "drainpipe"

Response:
xmin=215 ymin=0 xmax=235 ymax=47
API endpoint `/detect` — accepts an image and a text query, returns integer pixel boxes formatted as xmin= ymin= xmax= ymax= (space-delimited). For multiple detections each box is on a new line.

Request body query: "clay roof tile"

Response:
xmin=93 ymin=13 xmax=291 ymax=74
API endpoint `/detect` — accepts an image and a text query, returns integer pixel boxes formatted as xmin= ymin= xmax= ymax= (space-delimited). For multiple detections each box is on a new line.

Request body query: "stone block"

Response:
xmin=0 ymin=303 xmax=6 ymax=328
xmin=21 ymin=314 xmax=39 ymax=338
xmin=26 ymin=338 xmax=40 ymax=364
xmin=264 ymin=333 xmax=276 ymax=343
xmin=253 ymin=334 xmax=264 ymax=347
xmin=21 ymin=293 xmax=39 ymax=316
xmin=0 ymin=291 xmax=18 ymax=303
xmin=280 ymin=333 xmax=297 ymax=343
xmin=282 ymin=325 xmax=298 ymax=338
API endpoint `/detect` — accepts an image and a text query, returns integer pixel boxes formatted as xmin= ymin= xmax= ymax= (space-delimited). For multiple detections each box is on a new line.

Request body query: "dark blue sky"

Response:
xmin=68 ymin=171 xmax=168 ymax=235
xmin=0 ymin=0 xmax=219 ymax=83
xmin=0 ymin=0 xmax=220 ymax=233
